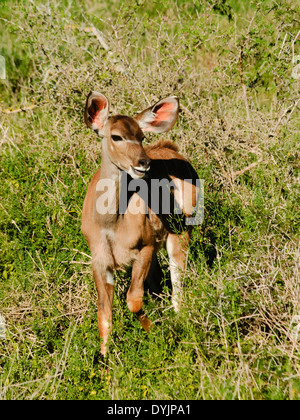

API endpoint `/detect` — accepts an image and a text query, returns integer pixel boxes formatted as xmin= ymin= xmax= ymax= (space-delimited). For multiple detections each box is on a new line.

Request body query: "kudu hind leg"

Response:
xmin=92 ymin=263 xmax=114 ymax=355
xmin=127 ymin=246 xmax=154 ymax=331
xmin=166 ymin=231 xmax=190 ymax=312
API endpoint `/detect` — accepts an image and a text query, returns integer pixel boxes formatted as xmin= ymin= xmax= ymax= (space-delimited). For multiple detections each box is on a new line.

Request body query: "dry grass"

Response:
xmin=0 ymin=0 xmax=299 ymax=399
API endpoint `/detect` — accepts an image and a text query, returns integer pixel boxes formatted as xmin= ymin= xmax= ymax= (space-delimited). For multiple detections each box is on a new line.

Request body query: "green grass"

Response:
xmin=0 ymin=0 xmax=299 ymax=400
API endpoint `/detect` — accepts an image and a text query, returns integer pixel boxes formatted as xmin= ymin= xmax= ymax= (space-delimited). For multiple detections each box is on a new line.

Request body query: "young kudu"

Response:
xmin=81 ymin=92 xmax=199 ymax=355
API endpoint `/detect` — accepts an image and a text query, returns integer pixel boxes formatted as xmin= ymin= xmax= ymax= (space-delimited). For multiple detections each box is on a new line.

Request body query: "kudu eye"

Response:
xmin=111 ymin=135 xmax=123 ymax=142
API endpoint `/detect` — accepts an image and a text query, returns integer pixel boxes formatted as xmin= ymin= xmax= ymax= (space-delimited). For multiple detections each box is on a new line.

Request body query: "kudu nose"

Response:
xmin=138 ymin=157 xmax=151 ymax=169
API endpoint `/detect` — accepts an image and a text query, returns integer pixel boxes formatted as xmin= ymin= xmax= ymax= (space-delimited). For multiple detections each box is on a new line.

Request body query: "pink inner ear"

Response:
xmin=153 ymin=102 xmax=176 ymax=124
xmin=89 ymin=98 xmax=107 ymax=128
xmin=98 ymin=99 xmax=107 ymax=111
xmin=93 ymin=98 xmax=107 ymax=113
xmin=94 ymin=111 xmax=104 ymax=129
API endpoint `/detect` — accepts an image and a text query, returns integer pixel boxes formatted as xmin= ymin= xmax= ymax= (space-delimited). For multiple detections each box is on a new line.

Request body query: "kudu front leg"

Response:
xmin=127 ymin=246 xmax=154 ymax=332
xmin=92 ymin=262 xmax=114 ymax=356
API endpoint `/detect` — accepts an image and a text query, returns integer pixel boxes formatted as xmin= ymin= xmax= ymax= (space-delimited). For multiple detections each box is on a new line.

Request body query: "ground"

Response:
xmin=0 ymin=0 xmax=299 ymax=400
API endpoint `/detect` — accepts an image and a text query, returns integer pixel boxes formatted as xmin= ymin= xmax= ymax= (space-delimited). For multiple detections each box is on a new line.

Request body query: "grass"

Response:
xmin=0 ymin=0 xmax=299 ymax=400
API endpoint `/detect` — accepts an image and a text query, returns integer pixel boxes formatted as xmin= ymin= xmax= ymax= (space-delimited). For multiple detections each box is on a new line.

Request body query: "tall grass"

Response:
xmin=0 ymin=0 xmax=299 ymax=399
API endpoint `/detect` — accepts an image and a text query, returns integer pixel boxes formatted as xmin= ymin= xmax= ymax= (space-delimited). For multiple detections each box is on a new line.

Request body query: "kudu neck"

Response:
xmin=96 ymin=137 xmax=122 ymax=226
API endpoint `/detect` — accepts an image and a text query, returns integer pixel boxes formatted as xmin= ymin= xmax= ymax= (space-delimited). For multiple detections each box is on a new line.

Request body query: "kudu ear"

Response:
xmin=84 ymin=91 xmax=109 ymax=135
xmin=134 ymin=96 xmax=179 ymax=134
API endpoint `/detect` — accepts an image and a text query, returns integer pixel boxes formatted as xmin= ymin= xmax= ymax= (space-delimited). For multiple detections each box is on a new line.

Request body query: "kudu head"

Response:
xmin=84 ymin=91 xmax=179 ymax=179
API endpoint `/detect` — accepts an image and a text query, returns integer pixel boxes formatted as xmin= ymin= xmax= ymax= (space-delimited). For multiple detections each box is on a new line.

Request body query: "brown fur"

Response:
xmin=145 ymin=139 xmax=179 ymax=154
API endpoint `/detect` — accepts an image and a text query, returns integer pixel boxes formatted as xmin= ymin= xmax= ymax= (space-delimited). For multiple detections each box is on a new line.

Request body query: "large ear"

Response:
xmin=134 ymin=96 xmax=179 ymax=133
xmin=84 ymin=91 xmax=109 ymax=135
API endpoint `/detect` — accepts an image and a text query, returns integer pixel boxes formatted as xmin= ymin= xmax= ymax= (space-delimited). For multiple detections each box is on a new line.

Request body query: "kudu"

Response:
xmin=81 ymin=91 xmax=199 ymax=355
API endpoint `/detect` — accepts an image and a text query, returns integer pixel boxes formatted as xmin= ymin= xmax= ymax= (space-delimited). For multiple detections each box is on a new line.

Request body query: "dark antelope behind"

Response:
xmin=81 ymin=91 xmax=200 ymax=355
